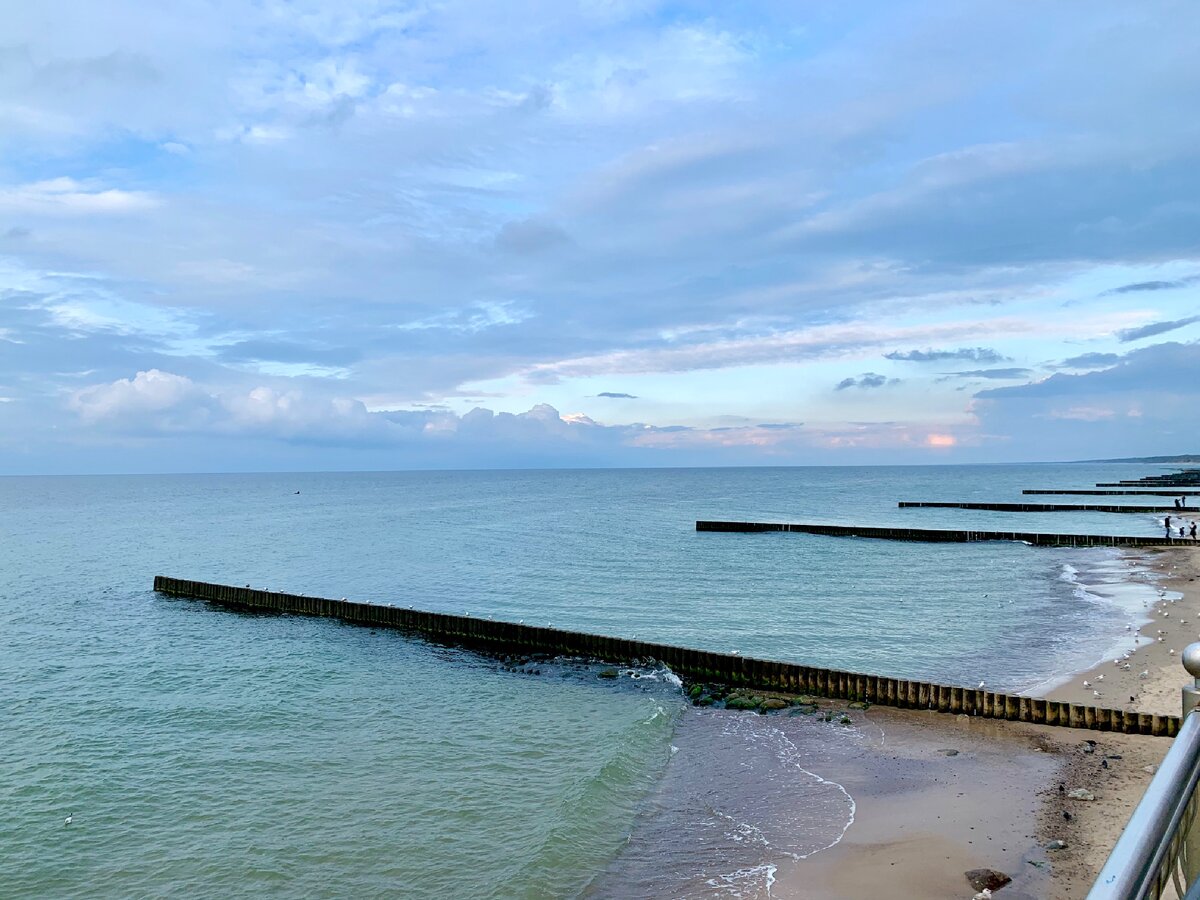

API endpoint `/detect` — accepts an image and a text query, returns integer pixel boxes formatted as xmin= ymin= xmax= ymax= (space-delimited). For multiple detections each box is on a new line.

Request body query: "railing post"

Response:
xmin=1183 ymin=644 xmax=1200 ymax=890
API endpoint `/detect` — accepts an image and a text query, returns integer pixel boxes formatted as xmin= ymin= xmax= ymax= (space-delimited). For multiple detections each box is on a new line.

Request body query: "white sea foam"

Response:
xmin=704 ymin=863 xmax=777 ymax=898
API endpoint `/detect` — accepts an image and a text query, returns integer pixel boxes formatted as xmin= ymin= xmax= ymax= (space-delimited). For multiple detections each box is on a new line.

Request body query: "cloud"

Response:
xmin=6 ymin=4 xmax=1200 ymax=470
xmin=884 ymin=347 xmax=1009 ymax=363
xmin=835 ymin=372 xmax=897 ymax=390
xmin=595 ymin=391 xmax=637 ymax=399
xmin=1116 ymin=315 xmax=1200 ymax=343
xmin=1056 ymin=352 xmax=1120 ymax=370
xmin=0 ymin=178 xmax=157 ymax=215
xmin=942 ymin=367 xmax=1032 ymax=380
xmin=69 ymin=369 xmax=217 ymax=428
xmin=970 ymin=342 xmax=1200 ymax=459
xmin=1102 ymin=275 xmax=1200 ymax=295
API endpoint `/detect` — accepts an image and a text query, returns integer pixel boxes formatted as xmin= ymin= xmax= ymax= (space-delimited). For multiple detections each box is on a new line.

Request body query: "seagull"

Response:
xmin=978 ymin=681 xmax=986 ymax=689
xmin=1140 ymin=670 xmax=1150 ymax=679
xmin=1098 ymin=674 xmax=1104 ymax=680
xmin=64 ymin=814 xmax=72 ymax=826
xmin=1094 ymin=690 xmax=1101 ymax=698
xmin=1083 ymin=680 xmax=1091 ymax=687
xmin=1171 ymin=649 xmax=1177 ymax=655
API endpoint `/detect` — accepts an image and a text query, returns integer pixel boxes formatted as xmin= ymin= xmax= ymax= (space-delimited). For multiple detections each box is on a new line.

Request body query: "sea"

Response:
xmin=0 ymin=463 xmax=1183 ymax=897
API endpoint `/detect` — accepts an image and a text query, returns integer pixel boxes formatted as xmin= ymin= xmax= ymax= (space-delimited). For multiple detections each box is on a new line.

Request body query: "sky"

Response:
xmin=1 ymin=1 xmax=1199 ymax=474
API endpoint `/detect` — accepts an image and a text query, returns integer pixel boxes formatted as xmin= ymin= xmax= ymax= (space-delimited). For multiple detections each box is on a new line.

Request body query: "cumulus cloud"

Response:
xmin=884 ymin=347 xmax=1008 ymax=363
xmin=1116 ymin=315 xmax=1200 ymax=343
xmin=69 ymin=369 xmax=216 ymax=428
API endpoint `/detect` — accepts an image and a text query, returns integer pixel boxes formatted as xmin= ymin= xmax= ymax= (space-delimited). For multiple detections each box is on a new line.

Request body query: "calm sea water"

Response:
xmin=0 ymin=464 xmax=1179 ymax=897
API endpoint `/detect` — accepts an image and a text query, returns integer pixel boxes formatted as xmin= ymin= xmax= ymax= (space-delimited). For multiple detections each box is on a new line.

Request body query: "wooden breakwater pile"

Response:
xmin=1096 ymin=468 xmax=1200 ymax=488
xmin=695 ymin=521 xmax=1175 ymax=548
xmin=153 ymin=576 xmax=1178 ymax=736
xmin=1024 ymin=489 xmax=1195 ymax=497
xmin=899 ymin=501 xmax=1194 ymax=514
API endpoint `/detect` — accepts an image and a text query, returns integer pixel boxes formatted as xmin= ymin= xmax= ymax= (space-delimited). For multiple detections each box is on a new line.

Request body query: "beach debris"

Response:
xmin=1080 ymin=740 xmax=1097 ymax=754
xmin=1067 ymin=788 xmax=1096 ymax=801
xmin=1044 ymin=839 xmax=1068 ymax=851
xmin=1171 ymin=649 xmax=1177 ymax=655
xmin=938 ymin=748 xmax=960 ymax=756
xmin=1063 ymin=810 xmax=1073 ymax=821
xmin=973 ymin=891 xmax=993 ymax=900
xmin=1144 ymin=764 xmax=1159 ymax=775
xmin=965 ymin=869 xmax=1011 ymax=892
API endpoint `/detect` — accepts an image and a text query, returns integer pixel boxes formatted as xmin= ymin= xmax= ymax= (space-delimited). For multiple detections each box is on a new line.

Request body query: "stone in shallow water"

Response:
xmin=965 ymin=868 xmax=1012 ymax=891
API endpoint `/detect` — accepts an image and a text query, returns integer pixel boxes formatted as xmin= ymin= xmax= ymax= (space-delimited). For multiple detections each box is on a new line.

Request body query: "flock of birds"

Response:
xmin=1078 ymin=584 xmax=1193 ymax=705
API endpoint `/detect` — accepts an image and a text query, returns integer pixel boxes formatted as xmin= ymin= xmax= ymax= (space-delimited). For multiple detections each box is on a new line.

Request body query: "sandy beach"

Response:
xmin=764 ymin=545 xmax=1199 ymax=899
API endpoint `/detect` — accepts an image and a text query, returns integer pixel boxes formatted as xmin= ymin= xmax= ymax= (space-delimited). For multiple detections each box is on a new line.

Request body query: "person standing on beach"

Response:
xmin=1191 ymin=521 xmax=1197 ymax=541
xmin=1166 ymin=514 xmax=1173 ymax=530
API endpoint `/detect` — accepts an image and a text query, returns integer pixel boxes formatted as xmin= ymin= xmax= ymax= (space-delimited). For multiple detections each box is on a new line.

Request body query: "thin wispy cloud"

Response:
xmin=884 ymin=347 xmax=1009 ymax=363
xmin=1102 ymin=275 xmax=1200 ymax=296
xmin=1116 ymin=315 xmax=1200 ymax=343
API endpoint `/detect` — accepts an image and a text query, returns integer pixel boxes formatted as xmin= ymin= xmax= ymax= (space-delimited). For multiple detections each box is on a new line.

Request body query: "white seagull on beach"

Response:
xmin=1082 ymin=680 xmax=1091 ymax=687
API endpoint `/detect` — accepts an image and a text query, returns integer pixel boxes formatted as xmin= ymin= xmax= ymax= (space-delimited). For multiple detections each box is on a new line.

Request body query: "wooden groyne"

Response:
xmin=899 ymin=501 xmax=1194 ymax=514
xmin=153 ymin=576 xmax=1177 ymax=736
xmin=1025 ymin=490 xmax=1196 ymax=497
xmin=696 ymin=521 xmax=1176 ymax=547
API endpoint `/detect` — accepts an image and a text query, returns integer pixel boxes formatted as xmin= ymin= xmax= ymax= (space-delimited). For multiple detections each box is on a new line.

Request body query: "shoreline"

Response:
xmin=672 ymin=547 xmax=1195 ymax=899
xmin=791 ymin=546 xmax=1196 ymax=899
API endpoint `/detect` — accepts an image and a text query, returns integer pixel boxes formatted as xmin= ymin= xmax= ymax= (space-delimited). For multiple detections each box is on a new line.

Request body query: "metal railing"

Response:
xmin=1088 ymin=644 xmax=1200 ymax=899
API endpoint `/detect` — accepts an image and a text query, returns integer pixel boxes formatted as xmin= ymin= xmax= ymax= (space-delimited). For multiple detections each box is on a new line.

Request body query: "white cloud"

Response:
xmin=0 ymin=178 xmax=158 ymax=215
xmin=69 ymin=369 xmax=213 ymax=426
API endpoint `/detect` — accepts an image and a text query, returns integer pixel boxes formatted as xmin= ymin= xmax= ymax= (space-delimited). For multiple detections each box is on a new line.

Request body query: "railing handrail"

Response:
xmin=1088 ymin=709 xmax=1200 ymax=898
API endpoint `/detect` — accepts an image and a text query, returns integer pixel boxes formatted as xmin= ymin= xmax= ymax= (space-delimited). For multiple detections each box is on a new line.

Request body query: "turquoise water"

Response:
xmin=0 ymin=464 xmax=1179 ymax=896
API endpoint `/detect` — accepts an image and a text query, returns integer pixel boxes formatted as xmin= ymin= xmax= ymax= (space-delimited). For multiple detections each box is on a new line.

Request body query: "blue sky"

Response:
xmin=1 ymin=1 xmax=1199 ymax=473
